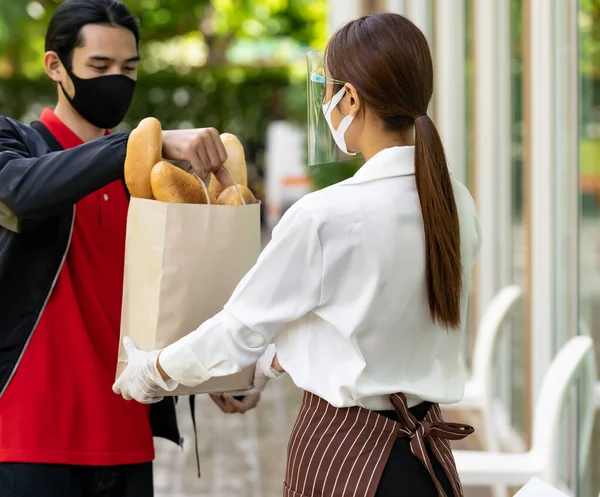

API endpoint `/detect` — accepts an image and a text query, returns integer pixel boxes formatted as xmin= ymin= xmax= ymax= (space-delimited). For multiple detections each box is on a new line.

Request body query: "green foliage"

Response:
xmin=0 ymin=1 xmax=28 ymax=45
xmin=581 ymin=138 xmax=600 ymax=176
xmin=130 ymin=0 xmax=212 ymax=41
xmin=0 ymin=0 xmax=325 ymax=76
xmin=580 ymin=0 xmax=600 ymax=78
xmin=211 ymin=0 xmax=326 ymax=48
xmin=307 ymin=157 xmax=364 ymax=191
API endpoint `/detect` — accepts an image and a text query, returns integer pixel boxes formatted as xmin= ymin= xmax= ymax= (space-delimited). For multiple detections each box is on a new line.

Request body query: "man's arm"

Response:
xmin=0 ymin=117 xmax=128 ymax=233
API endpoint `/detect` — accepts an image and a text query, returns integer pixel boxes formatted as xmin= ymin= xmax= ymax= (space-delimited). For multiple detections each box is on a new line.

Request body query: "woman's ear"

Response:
xmin=43 ymin=51 xmax=63 ymax=83
xmin=344 ymin=83 xmax=361 ymax=117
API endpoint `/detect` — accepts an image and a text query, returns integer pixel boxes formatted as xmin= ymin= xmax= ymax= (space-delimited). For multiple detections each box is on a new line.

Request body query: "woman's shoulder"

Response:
xmin=450 ymin=178 xmax=478 ymax=224
xmin=450 ymin=178 xmax=481 ymax=261
xmin=289 ymin=182 xmax=362 ymax=226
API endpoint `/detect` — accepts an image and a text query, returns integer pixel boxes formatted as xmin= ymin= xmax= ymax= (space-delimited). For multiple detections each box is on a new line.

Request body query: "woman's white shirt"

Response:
xmin=160 ymin=146 xmax=481 ymax=410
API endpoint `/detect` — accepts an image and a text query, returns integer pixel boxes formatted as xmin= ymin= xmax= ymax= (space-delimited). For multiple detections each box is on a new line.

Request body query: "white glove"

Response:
xmin=229 ymin=344 xmax=283 ymax=396
xmin=112 ymin=337 xmax=178 ymax=404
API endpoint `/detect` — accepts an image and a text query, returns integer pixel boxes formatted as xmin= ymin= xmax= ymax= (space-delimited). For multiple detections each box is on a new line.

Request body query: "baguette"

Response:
xmin=150 ymin=161 xmax=210 ymax=204
xmin=208 ymin=133 xmax=248 ymax=200
xmin=124 ymin=117 xmax=163 ymax=199
xmin=217 ymin=184 xmax=257 ymax=206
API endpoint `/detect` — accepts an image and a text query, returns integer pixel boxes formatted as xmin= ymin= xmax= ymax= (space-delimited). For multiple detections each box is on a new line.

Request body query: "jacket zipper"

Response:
xmin=0 ymin=207 xmax=76 ymax=398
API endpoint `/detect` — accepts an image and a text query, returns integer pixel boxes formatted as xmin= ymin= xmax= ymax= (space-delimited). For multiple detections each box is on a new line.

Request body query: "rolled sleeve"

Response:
xmin=160 ymin=205 xmax=323 ymax=387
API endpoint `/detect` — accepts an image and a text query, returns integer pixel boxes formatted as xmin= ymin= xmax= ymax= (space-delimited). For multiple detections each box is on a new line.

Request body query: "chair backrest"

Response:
xmin=471 ymin=285 xmax=522 ymax=389
xmin=579 ymin=347 xmax=597 ymax=479
xmin=531 ymin=336 xmax=595 ymax=481
xmin=575 ymin=322 xmax=597 ymax=478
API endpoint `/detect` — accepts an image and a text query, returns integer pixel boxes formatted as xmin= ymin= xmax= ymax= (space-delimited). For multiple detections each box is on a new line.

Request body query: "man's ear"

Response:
xmin=43 ymin=51 xmax=63 ymax=83
xmin=344 ymin=82 xmax=361 ymax=118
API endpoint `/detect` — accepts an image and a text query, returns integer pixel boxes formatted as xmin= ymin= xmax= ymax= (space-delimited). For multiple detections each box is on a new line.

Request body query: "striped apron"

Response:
xmin=283 ymin=391 xmax=473 ymax=497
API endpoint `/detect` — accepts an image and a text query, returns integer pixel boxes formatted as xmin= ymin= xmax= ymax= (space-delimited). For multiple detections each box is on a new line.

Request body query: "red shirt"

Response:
xmin=0 ymin=109 xmax=154 ymax=466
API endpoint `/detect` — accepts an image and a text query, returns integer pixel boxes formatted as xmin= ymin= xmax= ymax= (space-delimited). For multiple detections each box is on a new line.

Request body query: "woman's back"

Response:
xmin=273 ymin=145 xmax=481 ymax=410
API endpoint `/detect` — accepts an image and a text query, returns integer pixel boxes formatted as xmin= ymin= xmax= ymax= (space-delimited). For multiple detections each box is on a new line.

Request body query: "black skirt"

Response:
xmin=375 ymin=402 xmax=455 ymax=497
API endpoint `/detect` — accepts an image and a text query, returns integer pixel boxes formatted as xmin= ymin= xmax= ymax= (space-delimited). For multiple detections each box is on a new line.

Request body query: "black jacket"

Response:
xmin=0 ymin=115 xmax=180 ymax=446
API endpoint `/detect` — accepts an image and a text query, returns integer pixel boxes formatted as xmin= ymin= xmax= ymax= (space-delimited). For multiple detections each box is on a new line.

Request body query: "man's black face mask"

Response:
xmin=59 ymin=57 xmax=136 ymax=130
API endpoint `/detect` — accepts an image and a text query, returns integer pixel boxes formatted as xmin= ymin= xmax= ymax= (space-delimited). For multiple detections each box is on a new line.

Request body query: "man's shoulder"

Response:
xmin=0 ymin=115 xmax=27 ymax=132
xmin=0 ymin=115 xmax=37 ymax=140
xmin=0 ymin=115 xmax=47 ymax=154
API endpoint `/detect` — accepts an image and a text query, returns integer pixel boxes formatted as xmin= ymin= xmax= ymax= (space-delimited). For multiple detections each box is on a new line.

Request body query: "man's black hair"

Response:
xmin=45 ymin=0 xmax=140 ymax=69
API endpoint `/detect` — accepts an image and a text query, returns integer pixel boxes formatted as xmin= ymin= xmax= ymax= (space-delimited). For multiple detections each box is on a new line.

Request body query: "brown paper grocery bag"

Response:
xmin=116 ymin=197 xmax=260 ymax=395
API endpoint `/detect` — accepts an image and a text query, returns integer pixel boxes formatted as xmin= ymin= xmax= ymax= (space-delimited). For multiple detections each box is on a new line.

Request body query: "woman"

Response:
xmin=114 ymin=12 xmax=481 ymax=497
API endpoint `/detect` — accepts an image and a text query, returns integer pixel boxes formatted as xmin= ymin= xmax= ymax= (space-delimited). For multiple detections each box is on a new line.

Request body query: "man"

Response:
xmin=0 ymin=1 xmax=258 ymax=495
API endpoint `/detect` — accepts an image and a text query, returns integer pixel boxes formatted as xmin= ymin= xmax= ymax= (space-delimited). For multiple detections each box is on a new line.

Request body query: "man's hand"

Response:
xmin=208 ymin=346 xmax=282 ymax=415
xmin=228 ymin=394 xmax=261 ymax=414
xmin=210 ymin=393 xmax=261 ymax=414
xmin=229 ymin=365 xmax=271 ymax=397
xmin=209 ymin=363 xmax=267 ymax=414
xmin=210 ymin=394 xmax=237 ymax=414
xmin=112 ymin=337 xmax=178 ymax=404
xmin=161 ymin=128 xmax=230 ymax=184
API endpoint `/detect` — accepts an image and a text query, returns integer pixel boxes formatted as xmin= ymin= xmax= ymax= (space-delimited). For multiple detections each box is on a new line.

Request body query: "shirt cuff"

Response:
xmin=159 ymin=341 xmax=211 ymax=387
xmin=150 ymin=350 xmax=179 ymax=392
xmin=257 ymin=344 xmax=286 ymax=379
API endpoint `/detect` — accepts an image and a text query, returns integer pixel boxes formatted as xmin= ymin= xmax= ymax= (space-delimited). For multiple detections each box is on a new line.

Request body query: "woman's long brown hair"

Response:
xmin=326 ymin=13 xmax=462 ymax=329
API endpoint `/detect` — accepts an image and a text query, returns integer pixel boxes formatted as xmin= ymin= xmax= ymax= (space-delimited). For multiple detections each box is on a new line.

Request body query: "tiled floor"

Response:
xmin=154 ymin=375 xmax=301 ymax=497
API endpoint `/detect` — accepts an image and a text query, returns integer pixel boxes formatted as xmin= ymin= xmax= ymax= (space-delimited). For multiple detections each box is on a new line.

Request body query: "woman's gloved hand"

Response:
xmin=112 ymin=337 xmax=178 ymax=404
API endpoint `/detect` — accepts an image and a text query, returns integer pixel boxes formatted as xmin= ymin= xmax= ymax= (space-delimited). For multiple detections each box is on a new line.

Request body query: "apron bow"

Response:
xmin=391 ymin=393 xmax=474 ymax=497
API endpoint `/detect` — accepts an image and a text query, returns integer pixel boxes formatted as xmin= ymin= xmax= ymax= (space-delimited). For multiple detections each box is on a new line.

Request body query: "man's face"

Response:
xmin=47 ymin=23 xmax=139 ymax=98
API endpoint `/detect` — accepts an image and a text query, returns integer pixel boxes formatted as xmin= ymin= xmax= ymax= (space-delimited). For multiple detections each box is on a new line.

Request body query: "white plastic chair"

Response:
xmin=446 ymin=285 xmax=523 ymax=453
xmin=454 ymin=335 xmax=596 ymax=490
xmin=576 ymin=321 xmax=597 ymax=478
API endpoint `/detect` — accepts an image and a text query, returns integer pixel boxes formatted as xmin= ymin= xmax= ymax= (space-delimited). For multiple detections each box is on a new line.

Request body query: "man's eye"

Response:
xmin=92 ymin=66 xmax=108 ymax=71
xmin=124 ymin=66 xmax=137 ymax=71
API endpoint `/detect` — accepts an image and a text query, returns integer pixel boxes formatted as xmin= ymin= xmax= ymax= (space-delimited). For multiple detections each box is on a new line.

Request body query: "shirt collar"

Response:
xmin=345 ymin=146 xmax=415 ymax=185
xmin=39 ymin=108 xmax=110 ymax=150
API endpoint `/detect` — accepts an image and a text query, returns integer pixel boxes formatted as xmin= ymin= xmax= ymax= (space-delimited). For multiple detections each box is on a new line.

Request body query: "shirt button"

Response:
xmin=103 ymin=194 xmax=109 ymax=201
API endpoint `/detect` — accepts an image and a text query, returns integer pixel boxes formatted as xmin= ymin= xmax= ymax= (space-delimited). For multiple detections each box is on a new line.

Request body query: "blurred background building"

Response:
xmin=0 ymin=0 xmax=598 ymax=496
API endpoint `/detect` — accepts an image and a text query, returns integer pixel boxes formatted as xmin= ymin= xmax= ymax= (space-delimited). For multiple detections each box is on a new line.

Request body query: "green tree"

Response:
xmin=0 ymin=0 xmax=326 ymax=76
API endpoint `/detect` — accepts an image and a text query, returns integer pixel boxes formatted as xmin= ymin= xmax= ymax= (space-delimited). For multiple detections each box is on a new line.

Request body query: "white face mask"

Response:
xmin=322 ymin=86 xmax=357 ymax=156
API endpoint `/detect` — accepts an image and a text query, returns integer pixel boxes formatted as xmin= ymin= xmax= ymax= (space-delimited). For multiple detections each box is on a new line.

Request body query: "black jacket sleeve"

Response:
xmin=0 ymin=116 xmax=129 ymax=233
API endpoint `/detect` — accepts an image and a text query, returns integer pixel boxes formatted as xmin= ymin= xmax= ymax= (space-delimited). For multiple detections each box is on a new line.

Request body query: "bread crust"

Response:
xmin=208 ymin=133 xmax=248 ymax=200
xmin=217 ymin=184 xmax=257 ymax=206
xmin=150 ymin=161 xmax=210 ymax=204
xmin=124 ymin=117 xmax=163 ymax=199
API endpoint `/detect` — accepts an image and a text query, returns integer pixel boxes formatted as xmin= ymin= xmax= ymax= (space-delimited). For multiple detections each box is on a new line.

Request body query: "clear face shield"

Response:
xmin=307 ymin=50 xmax=362 ymax=167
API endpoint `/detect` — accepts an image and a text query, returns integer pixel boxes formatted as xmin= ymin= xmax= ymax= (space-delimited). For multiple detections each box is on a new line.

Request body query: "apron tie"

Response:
xmin=411 ymin=419 xmax=432 ymax=440
xmin=391 ymin=393 xmax=473 ymax=497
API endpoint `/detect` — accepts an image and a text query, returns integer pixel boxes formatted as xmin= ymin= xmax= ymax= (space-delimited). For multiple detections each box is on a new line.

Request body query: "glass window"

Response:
xmin=463 ymin=0 xmax=476 ymax=368
xmin=578 ymin=0 xmax=600 ymax=493
xmin=509 ymin=0 xmax=527 ymax=439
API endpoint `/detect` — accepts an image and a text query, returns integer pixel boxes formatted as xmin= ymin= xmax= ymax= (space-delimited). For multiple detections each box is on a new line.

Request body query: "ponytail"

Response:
xmin=414 ymin=115 xmax=462 ymax=329
xmin=324 ymin=12 xmax=462 ymax=327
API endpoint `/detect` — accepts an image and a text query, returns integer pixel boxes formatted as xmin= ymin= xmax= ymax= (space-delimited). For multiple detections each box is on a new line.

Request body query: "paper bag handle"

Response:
xmin=188 ymin=166 xmax=246 ymax=206
xmin=217 ymin=166 xmax=247 ymax=206
xmin=191 ymin=172 xmax=212 ymax=205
